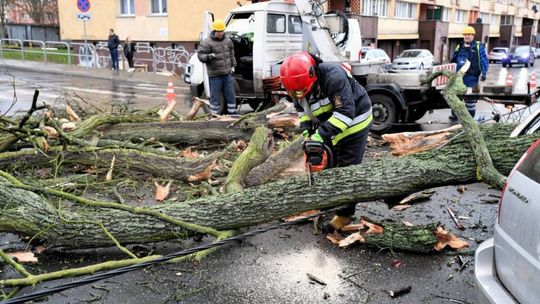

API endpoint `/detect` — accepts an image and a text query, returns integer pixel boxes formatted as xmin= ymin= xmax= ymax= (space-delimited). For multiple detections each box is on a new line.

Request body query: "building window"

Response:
xmin=120 ymin=0 xmax=135 ymax=15
xmin=500 ymin=15 xmax=513 ymax=25
xmin=442 ymin=8 xmax=450 ymax=21
xmin=491 ymin=14 xmax=499 ymax=25
xmin=480 ymin=13 xmax=489 ymax=23
xmin=151 ymin=0 xmax=167 ymax=14
xmin=395 ymin=1 xmax=416 ymax=19
xmin=455 ymin=9 xmax=467 ymax=23
xmin=361 ymin=0 xmax=389 ymax=17
xmin=425 ymin=6 xmax=441 ymax=20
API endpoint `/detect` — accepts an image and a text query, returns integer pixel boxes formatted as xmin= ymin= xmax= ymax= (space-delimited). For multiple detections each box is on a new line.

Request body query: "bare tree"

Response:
xmin=13 ymin=0 xmax=59 ymax=25
xmin=0 ymin=0 xmax=13 ymax=38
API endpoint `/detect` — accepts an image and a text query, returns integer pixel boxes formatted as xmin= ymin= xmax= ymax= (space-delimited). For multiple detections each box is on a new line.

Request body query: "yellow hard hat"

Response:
xmin=212 ymin=19 xmax=226 ymax=31
xmin=463 ymin=26 xmax=476 ymax=35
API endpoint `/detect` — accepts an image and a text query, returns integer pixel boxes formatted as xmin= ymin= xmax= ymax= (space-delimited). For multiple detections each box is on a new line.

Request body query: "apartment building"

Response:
xmin=329 ymin=0 xmax=540 ymax=63
xmin=5 ymin=0 xmax=59 ymax=41
xmin=57 ymin=0 xmax=241 ymax=52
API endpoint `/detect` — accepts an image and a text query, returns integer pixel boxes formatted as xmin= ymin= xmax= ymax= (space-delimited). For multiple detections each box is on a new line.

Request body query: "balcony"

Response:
xmin=377 ymin=18 xmax=419 ymax=40
xmin=489 ymin=24 xmax=501 ymax=37
xmin=448 ymin=22 xmax=467 ymax=38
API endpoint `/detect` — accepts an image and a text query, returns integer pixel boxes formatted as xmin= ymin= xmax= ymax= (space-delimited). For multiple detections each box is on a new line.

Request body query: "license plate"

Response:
xmin=511 ymin=60 xmax=518 ymax=63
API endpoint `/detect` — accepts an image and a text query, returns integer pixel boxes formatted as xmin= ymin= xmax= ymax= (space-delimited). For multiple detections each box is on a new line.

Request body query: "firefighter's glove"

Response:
xmin=310 ymin=131 xmax=324 ymax=143
xmin=480 ymin=75 xmax=486 ymax=81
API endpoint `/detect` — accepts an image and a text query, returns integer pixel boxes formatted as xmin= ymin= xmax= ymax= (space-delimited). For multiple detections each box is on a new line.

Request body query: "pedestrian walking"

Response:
xmin=197 ymin=19 xmax=237 ymax=115
xmin=280 ymin=51 xmax=373 ymax=232
xmin=123 ymin=36 xmax=136 ymax=72
xmin=450 ymin=26 xmax=489 ymax=119
xmin=108 ymin=29 xmax=120 ymax=71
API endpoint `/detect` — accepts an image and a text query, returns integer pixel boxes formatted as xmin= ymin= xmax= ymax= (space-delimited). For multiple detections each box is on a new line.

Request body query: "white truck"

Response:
xmin=183 ymin=0 xmax=451 ymax=133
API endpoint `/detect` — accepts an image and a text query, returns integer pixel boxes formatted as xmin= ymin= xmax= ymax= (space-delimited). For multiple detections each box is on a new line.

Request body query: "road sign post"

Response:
xmin=77 ymin=0 xmax=91 ymax=68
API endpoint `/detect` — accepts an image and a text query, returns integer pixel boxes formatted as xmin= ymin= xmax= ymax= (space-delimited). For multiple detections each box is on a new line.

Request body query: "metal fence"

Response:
xmin=0 ymin=39 xmax=192 ymax=76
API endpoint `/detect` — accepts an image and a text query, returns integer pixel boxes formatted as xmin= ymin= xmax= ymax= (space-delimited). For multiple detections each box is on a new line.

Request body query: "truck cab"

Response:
xmin=184 ymin=0 xmax=365 ymax=112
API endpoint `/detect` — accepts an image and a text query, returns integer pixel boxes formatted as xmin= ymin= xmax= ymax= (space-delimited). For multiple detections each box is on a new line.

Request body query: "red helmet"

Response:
xmin=280 ymin=52 xmax=317 ymax=99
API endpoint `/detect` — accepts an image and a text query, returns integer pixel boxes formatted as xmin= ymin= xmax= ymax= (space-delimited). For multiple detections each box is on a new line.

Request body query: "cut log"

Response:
xmin=0 ymin=146 xmax=225 ymax=181
xmin=382 ymin=125 xmax=462 ymax=156
xmin=0 ymin=124 xmax=536 ymax=249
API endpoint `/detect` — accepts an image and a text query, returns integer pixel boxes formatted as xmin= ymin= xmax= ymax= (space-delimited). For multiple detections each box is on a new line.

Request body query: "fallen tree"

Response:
xmin=0 ymin=123 xmax=535 ymax=249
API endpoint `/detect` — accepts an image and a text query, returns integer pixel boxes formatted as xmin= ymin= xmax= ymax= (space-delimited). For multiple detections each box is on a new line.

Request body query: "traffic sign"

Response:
xmin=77 ymin=0 xmax=90 ymax=13
xmin=76 ymin=13 xmax=91 ymax=21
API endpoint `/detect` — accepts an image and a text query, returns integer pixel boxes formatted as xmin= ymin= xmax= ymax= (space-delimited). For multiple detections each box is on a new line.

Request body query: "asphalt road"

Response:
xmin=0 ymin=62 xmax=537 ymax=303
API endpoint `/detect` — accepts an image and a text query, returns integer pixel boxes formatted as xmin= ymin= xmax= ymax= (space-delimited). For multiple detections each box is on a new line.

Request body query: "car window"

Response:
xmin=288 ymin=15 xmax=302 ymax=34
xmin=399 ymin=51 xmax=421 ymax=58
xmin=518 ymin=143 xmax=540 ymax=183
xmin=515 ymin=46 xmax=529 ymax=54
xmin=493 ymin=49 xmax=506 ymax=53
xmin=267 ymin=14 xmax=286 ymax=33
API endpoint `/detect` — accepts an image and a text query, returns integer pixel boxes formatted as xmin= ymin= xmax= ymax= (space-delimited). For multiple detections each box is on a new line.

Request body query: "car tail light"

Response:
xmin=498 ymin=139 xmax=540 ymax=223
xmin=358 ymin=50 xmax=362 ymax=63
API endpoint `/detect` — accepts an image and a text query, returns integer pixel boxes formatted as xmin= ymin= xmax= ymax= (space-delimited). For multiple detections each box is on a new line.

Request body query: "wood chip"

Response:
xmin=338 ymin=232 xmax=365 ymax=247
xmin=180 ymin=147 xmax=199 ymax=158
xmin=402 ymin=221 xmax=414 ymax=227
xmin=360 ymin=219 xmax=384 ymax=234
xmin=66 ymin=105 xmax=81 ymax=122
xmin=457 ymin=185 xmax=467 ymax=193
xmin=43 ymin=126 xmax=59 ymax=139
xmin=105 ymin=155 xmax=116 ymax=181
xmin=434 ymin=227 xmax=469 ymax=251
xmin=282 ymin=210 xmax=320 ymax=222
xmin=61 ymin=121 xmax=76 ymax=131
xmin=326 ymin=232 xmax=343 ymax=245
xmin=392 ymin=204 xmax=411 ymax=211
xmin=155 ymin=181 xmax=172 ymax=202
xmin=387 ymin=286 xmax=412 ymax=298
xmin=187 ymin=160 xmax=217 ymax=182
xmin=7 ymin=251 xmax=38 ymax=263
xmin=341 ymin=223 xmax=366 ymax=232
xmin=306 ymin=273 xmax=327 ymax=285
xmin=398 ymin=190 xmax=435 ymax=205
xmin=159 ymin=100 xmax=176 ymax=122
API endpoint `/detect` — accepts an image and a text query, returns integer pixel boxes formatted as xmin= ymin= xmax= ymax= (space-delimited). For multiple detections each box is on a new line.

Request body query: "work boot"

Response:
xmin=322 ymin=215 xmax=351 ymax=233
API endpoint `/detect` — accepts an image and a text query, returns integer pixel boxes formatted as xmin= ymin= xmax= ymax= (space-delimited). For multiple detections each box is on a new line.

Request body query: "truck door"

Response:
xmin=202 ymin=11 xmax=213 ymax=98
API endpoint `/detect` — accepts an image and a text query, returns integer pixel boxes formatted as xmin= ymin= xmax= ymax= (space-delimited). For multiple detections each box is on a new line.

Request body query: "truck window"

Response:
xmin=226 ymin=13 xmax=255 ymax=37
xmin=289 ymin=15 xmax=302 ymax=34
xmin=267 ymin=14 xmax=286 ymax=33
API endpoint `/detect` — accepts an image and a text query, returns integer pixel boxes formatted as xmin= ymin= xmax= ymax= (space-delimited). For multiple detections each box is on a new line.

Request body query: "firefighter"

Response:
xmin=280 ymin=51 xmax=373 ymax=231
xmin=450 ymin=26 xmax=489 ymax=119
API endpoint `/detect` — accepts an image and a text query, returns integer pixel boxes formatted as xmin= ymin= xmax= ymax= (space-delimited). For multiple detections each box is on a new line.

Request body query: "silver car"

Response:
xmin=475 ymin=138 xmax=540 ymax=303
xmin=390 ymin=49 xmax=434 ymax=70
xmin=361 ymin=48 xmax=391 ymax=64
xmin=488 ymin=47 xmax=509 ymax=63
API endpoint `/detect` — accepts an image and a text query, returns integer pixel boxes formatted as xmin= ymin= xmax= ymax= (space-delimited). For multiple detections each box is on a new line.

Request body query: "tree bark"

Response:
xmin=0 ymin=124 xmax=536 ymax=249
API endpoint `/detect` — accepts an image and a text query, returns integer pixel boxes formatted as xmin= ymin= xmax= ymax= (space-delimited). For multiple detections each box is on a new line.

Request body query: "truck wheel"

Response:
xmin=370 ymin=94 xmax=398 ymax=134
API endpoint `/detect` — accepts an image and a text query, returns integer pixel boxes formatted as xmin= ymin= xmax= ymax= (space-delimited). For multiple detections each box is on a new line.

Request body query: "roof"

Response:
xmin=230 ymin=1 xmax=297 ymax=14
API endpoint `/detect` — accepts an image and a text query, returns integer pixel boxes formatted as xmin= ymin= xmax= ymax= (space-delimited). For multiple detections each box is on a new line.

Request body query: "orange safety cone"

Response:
xmin=529 ymin=72 xmax=537 ymax=90
xmin=165 ymin=79 xmax=176 ymax=102
xmin=505 ymin=73 xmax=513 ymax=94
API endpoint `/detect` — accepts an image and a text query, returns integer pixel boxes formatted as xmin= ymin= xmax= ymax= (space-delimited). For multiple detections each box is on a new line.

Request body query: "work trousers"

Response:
xmin=331 ymin=121 xmax=372 ymax=217
xmin=209 ymin=73 xmax=236 ymax=115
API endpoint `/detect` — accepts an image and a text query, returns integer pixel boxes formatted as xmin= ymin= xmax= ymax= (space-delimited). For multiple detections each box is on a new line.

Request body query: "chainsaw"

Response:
xmin=302 ymin=140 xmax=333 ymax=186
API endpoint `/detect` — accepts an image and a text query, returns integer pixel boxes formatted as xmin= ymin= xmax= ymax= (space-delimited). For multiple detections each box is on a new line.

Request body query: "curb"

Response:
xmin=0 ymin=61 xmax=188 ymax=87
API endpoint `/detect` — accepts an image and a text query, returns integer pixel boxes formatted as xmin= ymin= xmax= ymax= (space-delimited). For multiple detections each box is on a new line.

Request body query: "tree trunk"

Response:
xmin=0 ymin=124 xmax=536 ymax=249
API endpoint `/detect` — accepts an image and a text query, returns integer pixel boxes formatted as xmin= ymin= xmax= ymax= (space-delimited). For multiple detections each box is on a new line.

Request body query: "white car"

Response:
xmin=391 ymin=49 xmax=434 ymax=70
xmin=488 ymin=47 xmax=508 ymax=63
xmin=535 ymin=47 xmax=540 ymax=59
xmin=361 ymin=48 xmax=391 ymax=64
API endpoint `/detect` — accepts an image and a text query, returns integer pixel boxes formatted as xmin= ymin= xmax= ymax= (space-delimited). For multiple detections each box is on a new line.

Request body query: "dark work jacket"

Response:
xmin=123 ymin=42 xmax=135 ymax=57
xmin=451 ymin=41 xmax=488 ymax=78
xmin=107 ymin=34 xmax=119 ymax=50
xmin=294 ymin=63 xmax=372 ymax=146
xmin=197 ymin=31 xmax=236 ymax=77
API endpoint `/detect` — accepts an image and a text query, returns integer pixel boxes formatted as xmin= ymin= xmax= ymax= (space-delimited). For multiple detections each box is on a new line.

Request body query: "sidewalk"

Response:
xmin=0 ymin=59 xmax=189 ymax=87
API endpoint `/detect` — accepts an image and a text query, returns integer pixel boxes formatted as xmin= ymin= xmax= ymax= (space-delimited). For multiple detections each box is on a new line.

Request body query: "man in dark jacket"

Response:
xmin=197 ymin=19 xmax=237 ymax=115
xmin=107 ymin=29 xmax=120 ymax=71
xmin=280 ymin=51 xmax=373 ymax=232
xmin=450 ymin=26 xmax=489 ymax=118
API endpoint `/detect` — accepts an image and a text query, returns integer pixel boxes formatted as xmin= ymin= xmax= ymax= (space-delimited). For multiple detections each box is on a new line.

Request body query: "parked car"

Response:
xmin=361 ymin=48 xmax=391 ymax=64
xmin=488 ymin=47 xmax=508 ymax=63
xmin=535 ymin=47 xmax=540 ymax=58
xmin=501 ymin=45 xmax=535 ymax=68
xmin=475 ymin=138 xmax=540 ymax=304
xmin=390 ymin=49 xmax=434 ymax=70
